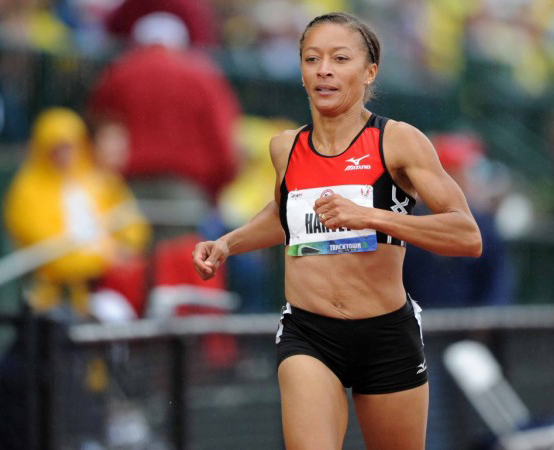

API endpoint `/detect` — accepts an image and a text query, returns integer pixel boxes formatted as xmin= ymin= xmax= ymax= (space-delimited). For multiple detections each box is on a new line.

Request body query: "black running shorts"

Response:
xmin=276 ymin=298 xmax=428 ymax=394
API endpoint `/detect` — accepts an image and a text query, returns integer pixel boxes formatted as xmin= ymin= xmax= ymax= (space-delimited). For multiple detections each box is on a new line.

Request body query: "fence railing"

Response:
xmin=1 ymin=304 xmax=554 ymax=449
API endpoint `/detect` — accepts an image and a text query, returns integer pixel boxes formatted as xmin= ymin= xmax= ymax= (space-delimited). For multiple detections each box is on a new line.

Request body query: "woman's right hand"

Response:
xmin=192 ymin=239 xmax=230 ymax=280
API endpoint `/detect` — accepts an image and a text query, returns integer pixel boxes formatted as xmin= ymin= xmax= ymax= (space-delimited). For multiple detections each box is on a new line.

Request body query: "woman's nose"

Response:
xmin=317 ymin=58 xmax=332 ymax=77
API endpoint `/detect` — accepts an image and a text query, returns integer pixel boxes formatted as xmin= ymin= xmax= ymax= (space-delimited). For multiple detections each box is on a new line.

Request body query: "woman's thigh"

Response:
xmin=353 ymin=382 xmax=429 ymax=450
xmin=278 ymin=355 xmax=349 ymax=450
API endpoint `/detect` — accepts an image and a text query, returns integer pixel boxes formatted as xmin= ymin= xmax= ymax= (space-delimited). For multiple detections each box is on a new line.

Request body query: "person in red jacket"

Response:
xmin=88 ymin=0 xmax=239 ymax=199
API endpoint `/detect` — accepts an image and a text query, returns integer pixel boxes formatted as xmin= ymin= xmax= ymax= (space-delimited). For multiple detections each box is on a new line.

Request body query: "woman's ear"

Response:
xmin=366 ymin=63 xmax=378 ymax=84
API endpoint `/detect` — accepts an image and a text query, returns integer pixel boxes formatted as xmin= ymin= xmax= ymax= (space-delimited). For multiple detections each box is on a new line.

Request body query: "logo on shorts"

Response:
xmin=416 ymin=359 xmax=427 ymax=374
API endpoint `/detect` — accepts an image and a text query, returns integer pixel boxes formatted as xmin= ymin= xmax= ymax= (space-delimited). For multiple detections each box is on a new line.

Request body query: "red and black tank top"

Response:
xmin=279 ymin=114 xmax=415 ymax=256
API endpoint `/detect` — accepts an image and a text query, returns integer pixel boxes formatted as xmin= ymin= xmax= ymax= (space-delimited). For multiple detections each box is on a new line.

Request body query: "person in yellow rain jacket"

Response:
xmin=3 ymin=108 xmax=150 ymax=316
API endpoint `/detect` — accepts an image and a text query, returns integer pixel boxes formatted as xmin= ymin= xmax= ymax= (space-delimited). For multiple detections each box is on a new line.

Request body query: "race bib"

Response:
xmin=287 ymin=184 xmax=377 ymax=256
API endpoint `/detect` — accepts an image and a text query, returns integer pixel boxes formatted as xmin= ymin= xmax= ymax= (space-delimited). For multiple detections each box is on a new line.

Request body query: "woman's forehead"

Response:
xmin=302 ymin=23 xmax=363 ymax=50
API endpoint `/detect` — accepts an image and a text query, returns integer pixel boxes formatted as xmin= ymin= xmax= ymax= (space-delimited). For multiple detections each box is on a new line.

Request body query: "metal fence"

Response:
xmin=1 ymin=305 xmax=554 ymax=450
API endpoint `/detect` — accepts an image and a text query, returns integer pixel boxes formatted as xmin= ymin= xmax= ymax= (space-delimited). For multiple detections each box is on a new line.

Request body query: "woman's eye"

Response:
xmin=305 ymin=56 xmax=317 ymax=62
xmin=335 ymin=55 xmax=349 ymax=62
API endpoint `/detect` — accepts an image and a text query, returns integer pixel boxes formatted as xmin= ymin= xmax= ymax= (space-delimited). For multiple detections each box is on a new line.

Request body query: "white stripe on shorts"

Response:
xmin=275 ymin=302 xmax=292 ymax=344
xmin=409 ymin=294 xmax=424 ymax=344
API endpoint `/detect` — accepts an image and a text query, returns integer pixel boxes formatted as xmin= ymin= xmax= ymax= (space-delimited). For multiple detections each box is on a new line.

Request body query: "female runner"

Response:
xmin=193 ymin=12 xmax=481 ymax=450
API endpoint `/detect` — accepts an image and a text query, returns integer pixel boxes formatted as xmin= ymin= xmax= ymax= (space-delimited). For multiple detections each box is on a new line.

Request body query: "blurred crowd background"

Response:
xmin=1 ymin=0 xmax=554 ymax=449
xmin=1 ymin=0 xmax=554 ymax=319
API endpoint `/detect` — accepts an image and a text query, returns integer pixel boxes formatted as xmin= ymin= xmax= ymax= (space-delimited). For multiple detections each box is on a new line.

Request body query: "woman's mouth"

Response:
xmin=315 ymin=85 xmax=339 ymax=94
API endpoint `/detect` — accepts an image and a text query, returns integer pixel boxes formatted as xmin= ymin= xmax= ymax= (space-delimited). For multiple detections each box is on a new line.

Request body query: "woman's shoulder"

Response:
xmin=269 ymin=126 xmax=306 ymax=168
xmin=270 ymin=126 xmax=305 ymax=148
xmin=383 ymin=119 xmax=436 ymax=162
xmin=383 ymin=119 xmax=426 ymax=142
xmin=379 ymin=118 xmax=441 ymax=176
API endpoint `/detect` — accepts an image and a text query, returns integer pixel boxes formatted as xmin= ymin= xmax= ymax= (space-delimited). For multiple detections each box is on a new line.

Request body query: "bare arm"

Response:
xmin=221 ymin=200 xmax=284 ymax=256
xmin=314 ymin=121 xmax=482 ymax=257
xmin=193 ymin=130 xmax=296 ymax=279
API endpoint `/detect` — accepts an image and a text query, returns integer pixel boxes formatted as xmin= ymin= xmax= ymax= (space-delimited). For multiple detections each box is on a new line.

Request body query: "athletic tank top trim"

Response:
xmin=307 ymin=116 xmax=372 ymax=158
xmin=279 ymin=113 xmax=416 ymax=255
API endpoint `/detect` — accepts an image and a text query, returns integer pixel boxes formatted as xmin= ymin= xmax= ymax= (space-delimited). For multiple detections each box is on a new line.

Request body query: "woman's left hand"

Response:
xmin=313 ymin=194 xmax=372 ymax=230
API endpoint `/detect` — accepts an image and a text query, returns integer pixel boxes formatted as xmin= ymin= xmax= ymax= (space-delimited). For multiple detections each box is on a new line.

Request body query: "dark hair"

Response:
xmin=299 ymin=12 xmax=380 ymax=101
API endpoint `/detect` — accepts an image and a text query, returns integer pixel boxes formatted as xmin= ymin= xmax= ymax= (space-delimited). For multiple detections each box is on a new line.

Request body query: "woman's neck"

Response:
xmin=311 ymin=107 xmax=371 ymax=156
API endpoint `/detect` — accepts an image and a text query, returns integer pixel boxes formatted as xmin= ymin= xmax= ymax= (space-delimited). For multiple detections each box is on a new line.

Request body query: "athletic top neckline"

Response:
xmin=308 ymin=114 xmax=373 ymax=158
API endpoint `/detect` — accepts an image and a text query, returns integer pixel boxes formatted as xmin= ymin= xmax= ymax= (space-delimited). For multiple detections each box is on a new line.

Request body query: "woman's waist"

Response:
xmin=284 ymin=285 xmax=407 ymax=319
xmin=284 ymin=261 xmax=406 ymax=319
xmin=283 ymin=244 xmax=406 ymax=318
xmin=285 ymin=296 xmax=414 ymax=328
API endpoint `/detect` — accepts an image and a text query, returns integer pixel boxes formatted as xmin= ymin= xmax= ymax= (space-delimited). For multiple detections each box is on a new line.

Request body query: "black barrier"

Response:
xmin=1 ymin=306 xmax=554 ymax=449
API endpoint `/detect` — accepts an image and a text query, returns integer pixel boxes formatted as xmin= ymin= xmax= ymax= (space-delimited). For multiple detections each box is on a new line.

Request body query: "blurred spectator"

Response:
xmin=0 ymin=56 xmax=31 ymax=143
xmin=213 ymin=0 xmax=346 ymax=79
xmin=403 ymin=132 xmax=514 ymax=307
xmin=105 ymin=0 xmax=218 ymax=47
xmin=465 ymin=0 xmax=550 ymax=96
xmin=2 ymin=107 xmax=150 ymax=317
xmin=87 ymin=0 xmax=242 ymax=363
xmin=0 ymin=0 xmax=73 ymax=54
xmin=251 ymin=0 xmax=307 ymax=79
xmin=54 ymin=0 xmax=124 ymax=56
xmin=418 ymin=0 xmax=476 ymax=80
xmin=87 ymin=0 xmax=239 ymax=200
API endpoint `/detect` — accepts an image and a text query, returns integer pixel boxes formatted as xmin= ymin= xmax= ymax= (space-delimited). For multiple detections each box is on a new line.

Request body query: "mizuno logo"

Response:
xmin=346 ymin=155 xmax=369 ymax=165
xmin=416 ymin=360 xmax=427 ymax=374
xmin=345 ymin=154 xmax=371 ymax=172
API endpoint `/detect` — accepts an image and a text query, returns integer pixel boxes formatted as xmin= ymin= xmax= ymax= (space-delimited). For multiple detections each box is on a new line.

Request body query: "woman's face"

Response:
xmin=93 ymin=122 xmax=129 ymax=171
xmin=50 ymin=142 xmax=77 ymax=171
xmin=300 ymin=23 xmax=376 ymax=116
